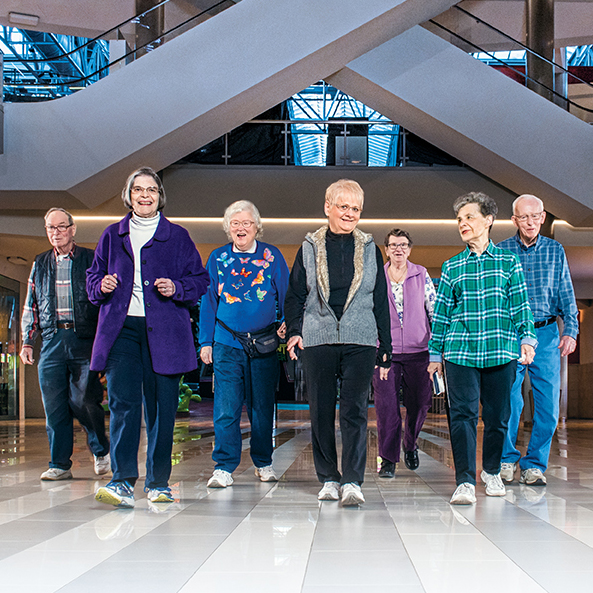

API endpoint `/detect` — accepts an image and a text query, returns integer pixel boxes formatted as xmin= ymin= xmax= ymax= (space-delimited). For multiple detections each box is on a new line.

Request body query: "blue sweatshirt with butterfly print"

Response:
xmin=199 ymin=241 xmax=290 ymax=350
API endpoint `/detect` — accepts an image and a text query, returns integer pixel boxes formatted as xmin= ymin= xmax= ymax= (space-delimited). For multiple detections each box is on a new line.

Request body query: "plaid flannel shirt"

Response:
xmin=428 ymin=241 xmax=536 ymax=368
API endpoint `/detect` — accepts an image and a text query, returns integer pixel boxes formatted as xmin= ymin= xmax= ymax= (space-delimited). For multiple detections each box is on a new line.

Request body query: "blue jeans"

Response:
xmin=502 ymin=323 xmax=560 ymax=472
xmin=212 ymin=343 xmax=279 ymax=473
xmin=38 ymin=328 xmax=109 ymax=470
xmin=105 ymin=316 xmax=180 ymax=489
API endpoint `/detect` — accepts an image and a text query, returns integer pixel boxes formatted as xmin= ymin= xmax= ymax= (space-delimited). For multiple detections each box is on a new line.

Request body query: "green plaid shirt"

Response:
xmin=428 ymin=241 xmax=536 ymax=368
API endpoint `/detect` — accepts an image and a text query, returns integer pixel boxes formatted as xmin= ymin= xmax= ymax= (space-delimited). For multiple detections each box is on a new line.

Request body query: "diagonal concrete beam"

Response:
xmin=0 ymin=0 xmax=457 ymax=209
xmin=327 ymin=25 xmax=593 ymax=226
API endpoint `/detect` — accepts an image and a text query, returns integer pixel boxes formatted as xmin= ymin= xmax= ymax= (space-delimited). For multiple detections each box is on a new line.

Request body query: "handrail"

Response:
xmin=428 ymin=7 xmax=593 ymax=115
xmin=453 ymin=5 xmax=593 ymax=88
xmin=2 ymin=0 xmax=236 ymax=95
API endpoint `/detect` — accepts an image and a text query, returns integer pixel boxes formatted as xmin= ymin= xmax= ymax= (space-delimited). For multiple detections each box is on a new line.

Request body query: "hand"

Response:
xmin=520 ymin=343 xmax=536 ymax=365
xmin=427 ymin=362 xmax=443 ymax=381
xmin=375 ymin=353 xmax=389 ymax=380
xmin=276 ymin=322 xmax=287 ymax=340
xmin=200 ymin=346 xmax=213 ymax=365
xmin=20 ymin=345 xmax=34 ymax=365
xmin=155 ymin=278 xmax=176 ymax=298
xmin=559 ymin=335 xmax=577 ymax=357
xmin=287 ymin=335 xmax=303 ymax=360
xmin=101 ymin=273 xmax=118 ymax=294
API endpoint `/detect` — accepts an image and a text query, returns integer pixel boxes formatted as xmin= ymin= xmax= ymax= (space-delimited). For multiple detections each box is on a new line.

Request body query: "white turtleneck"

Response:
xmin=128 ymin=212 xmax=160 ymax=317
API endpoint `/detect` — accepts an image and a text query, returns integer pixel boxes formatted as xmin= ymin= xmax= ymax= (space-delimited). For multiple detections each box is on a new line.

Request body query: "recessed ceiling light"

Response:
xmin=8 ymin=12 xmax=39 ymax=27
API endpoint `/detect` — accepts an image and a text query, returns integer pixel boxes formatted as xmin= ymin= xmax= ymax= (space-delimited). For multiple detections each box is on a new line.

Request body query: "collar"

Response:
xmin=54 ymin=243 xmax=76 ymax=261
xmin=512 ymin=231 xmax=540 ymax=251
xmin=118 ymin=211 xmax=171 ymax=241
xmin=461 ymin=240 xmax=496 ymax=260
xmin=232 ymin=240 xmax=258 ymax=254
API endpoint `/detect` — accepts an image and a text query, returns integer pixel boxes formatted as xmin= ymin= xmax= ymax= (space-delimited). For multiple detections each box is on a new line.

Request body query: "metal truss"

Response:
xmin=287 ymin=82 xmax=399 ymax=167
xmin=0 ymin=26 xmax=108 ymax=101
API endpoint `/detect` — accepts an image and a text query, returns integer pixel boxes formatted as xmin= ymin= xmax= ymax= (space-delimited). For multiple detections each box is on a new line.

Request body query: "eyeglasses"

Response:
xmin=387 ymin=242 xmax=410 ymax=250
xmin=230 ymin=220 xmax=255 ymax=229
xmin=334 ymin=203 xmax=362 ymax=214
xmin=513 ymin=212 xmax=544 ymax=223
xmin=45 ymin=224 xmax=73 ymax=233
xmin=131 ymin=186 xmax=159 ymax=195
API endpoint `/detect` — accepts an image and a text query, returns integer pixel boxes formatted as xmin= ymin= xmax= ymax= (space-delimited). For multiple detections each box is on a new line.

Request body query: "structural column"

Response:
xmin=525 ymin=0 xmax=555 ymax=101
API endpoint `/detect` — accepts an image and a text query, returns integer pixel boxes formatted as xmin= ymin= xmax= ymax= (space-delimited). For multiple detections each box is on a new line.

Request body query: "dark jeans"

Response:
xmin=212 ymin=342 xmax=279 ymax=473
xmin=105 ymin=316 xmax=180 ymax=489
xmin=445 ymin=359 xmax=517 ymax=486
xmin=302 ymin=344 xmax=376 ymax=485
xmin=372 ymin=351 xmax=432 ymax=463
xmin=38 ymin=328 xmax=109 ymax=470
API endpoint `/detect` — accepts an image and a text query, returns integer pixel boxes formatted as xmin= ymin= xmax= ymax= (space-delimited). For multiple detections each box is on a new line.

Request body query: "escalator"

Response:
xmin=327 ymin=9 xmax=593 ymax=226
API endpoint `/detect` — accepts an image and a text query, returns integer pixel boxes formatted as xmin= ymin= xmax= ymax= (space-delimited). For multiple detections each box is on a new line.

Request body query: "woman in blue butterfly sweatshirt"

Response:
xmin=199 ymin=200 xmax=289 ymax=488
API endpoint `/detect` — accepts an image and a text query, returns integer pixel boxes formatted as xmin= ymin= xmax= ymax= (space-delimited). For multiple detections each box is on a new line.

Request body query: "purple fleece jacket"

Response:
xmin=86 ymin=212 xmax=209 ymax=375
xmin=386 ymin=260 xmax=432 ymax=354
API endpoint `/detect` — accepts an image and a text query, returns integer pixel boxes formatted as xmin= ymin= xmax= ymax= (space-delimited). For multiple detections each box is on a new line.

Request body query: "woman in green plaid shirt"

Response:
xmin=427 ymin=192 xmax=536 ymax=506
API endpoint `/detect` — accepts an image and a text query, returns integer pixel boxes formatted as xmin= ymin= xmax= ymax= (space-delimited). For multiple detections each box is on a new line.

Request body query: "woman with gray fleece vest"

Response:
xmin=285 ymin=179 xmax=391 ymax=506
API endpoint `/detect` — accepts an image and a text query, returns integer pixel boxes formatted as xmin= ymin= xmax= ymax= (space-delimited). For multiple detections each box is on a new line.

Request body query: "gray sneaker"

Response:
xmin=500 ymin=462 xmax=516 ymax=483
xmin=481 ymin=471 xmax=506 ymax=496
xmin=40 ymin=467 xmax=72 ymax=481
xmin=207 ymin=469 xmax=234 ymax=488
xmin=318 ymin=481 xmax=340 ymax=501
xmin=450 ymin=483 xmax=476 ymax=505
xmin=519 ymin=468 xmax=547 ymax=486
xmin=341 ymin=483 xmax=365 ymax=506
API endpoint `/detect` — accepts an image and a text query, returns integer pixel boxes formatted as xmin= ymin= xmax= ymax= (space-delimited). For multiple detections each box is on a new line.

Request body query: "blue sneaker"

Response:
xmin=145 ymin=487 xmax=174 ymax=503
xmin=95 ymin=480 xmax=135 ymax=508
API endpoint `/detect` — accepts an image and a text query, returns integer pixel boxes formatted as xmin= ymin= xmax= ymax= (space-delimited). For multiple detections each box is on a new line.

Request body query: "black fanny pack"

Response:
xmin=216 ymin=318 xmax=279 ymax=358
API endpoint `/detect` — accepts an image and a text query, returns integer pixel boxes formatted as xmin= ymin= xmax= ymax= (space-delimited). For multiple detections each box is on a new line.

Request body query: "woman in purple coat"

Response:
xmin=87 ymin=167 xmax=209 ymax=508
xmin=373 ymin=229 xmax=436 ymax=478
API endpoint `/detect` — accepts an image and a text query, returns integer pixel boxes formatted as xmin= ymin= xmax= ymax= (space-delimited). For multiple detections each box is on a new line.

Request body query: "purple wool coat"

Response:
xmin=86 ymin=212 xmax=209 ymax=375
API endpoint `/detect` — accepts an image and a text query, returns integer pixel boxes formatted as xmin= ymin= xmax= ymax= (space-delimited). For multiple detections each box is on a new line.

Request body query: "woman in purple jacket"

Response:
xmin=87 ymin=167 xmax=209 ymax=508
xmin=373 ymin=229 xmax=436 ymax=478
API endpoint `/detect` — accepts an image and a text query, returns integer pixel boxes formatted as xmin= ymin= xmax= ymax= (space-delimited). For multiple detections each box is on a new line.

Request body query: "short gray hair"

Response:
xmin=45 ymin=207 xmax=74 ymax=226
xmin=512 ymin=194 xmax=544 ymax=215
xmin=222 ymin=200 xmax=263 ymax=241
xmin=453 ymin=191 xmax=498 ymax=221
xmin=121 ymin=167 xmax=166 ymax=211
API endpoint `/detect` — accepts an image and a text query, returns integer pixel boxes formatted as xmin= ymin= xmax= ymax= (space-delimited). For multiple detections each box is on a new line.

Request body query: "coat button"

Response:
xmin=146 ymin=302 xmax=151 ymax=307
xmin=142 ymin=260 xmax=147 ymax=265
xmin=148 ymin=327 xmax=153 ymax=332
xmin=144 ymin=280 xmax=149 ymax=286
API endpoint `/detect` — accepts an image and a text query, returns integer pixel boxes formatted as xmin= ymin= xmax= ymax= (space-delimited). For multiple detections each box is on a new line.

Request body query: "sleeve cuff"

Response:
xmin=520 ymin=337 xmax=538 ymax=348
xmin=429 ymin=354 xmax=443 ymax=363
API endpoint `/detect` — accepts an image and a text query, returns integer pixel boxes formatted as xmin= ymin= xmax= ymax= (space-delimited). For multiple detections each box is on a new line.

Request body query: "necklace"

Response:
xmin=389 ymin=264 xmax=407 ymax=284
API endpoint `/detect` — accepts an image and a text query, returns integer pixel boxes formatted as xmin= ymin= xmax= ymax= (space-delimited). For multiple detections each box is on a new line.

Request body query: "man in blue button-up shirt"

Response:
xmin=498 ymin=194 xmax=578 ymax=487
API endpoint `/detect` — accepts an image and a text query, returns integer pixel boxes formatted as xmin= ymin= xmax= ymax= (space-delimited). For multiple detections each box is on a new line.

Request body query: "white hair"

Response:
xmin=512 ymin=194 xmax=544 ymax=215
xmin=222 ymin=200 xmax=263 ymax=241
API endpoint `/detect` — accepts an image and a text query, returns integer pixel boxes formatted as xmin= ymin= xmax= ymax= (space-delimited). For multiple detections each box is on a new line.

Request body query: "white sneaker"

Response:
xmin=341 ymin=482 xmax=365 ymax=506
xmin=40 ymin=467 xmax=72 ymax=481
xmin=255 ymin=465 xmax=278 ymax=482
xmin=207 ymin=469 xmax=234 ymax=488
xmin=318 ymin=481 xmax=340 ymax=501
xmin=519 ymin=467 xmax=547 ymax=486
xmin=481 ymin=471 xmax=506 ymax=496
xmin=450 ymin=483 xmax=476 ymax=505
xmin=500 ymin=462 xmax=516 ymax=483
xmin=94 ymin=453 xmax=111 ymax=475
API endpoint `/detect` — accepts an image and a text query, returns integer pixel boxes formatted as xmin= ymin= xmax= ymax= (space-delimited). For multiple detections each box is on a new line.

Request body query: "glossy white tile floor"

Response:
xmin=1 ymin=405 xmax=593 ymax=593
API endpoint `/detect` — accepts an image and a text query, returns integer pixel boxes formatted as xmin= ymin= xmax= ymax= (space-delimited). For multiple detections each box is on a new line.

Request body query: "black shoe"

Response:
xmin=404 ymin=449 xmax=419 ymax=471
xmin=378 ymin=460 xmax=395 ymax=478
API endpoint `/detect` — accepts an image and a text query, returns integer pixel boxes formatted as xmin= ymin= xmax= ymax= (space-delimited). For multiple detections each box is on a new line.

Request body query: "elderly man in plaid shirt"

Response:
xmin=20 ymin=208 xmax=110 ymax=481
xmin=428 ymin=192 xmax=536 ymax=505
xmin=498 ymin=195 xmax=578 ymax=487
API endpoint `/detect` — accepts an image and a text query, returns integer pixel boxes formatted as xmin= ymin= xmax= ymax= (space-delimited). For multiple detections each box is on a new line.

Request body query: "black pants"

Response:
xmin=445 ymin=360 xmax=517 ymax=486
xmin=302 ymin=344 xmax=376 ymax=485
